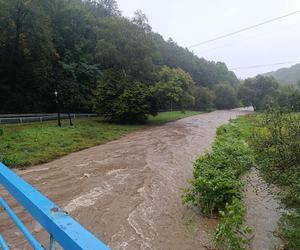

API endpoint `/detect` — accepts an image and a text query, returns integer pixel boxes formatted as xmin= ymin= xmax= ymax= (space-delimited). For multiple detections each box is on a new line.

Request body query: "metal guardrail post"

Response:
xmin=0 ymin=163 xmax=110 ymax=250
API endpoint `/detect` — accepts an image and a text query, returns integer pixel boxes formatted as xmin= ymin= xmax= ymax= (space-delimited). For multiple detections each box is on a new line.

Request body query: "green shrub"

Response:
xmin=279 ymin=211 xmax=300 ymax=250
xmin=0 ymin=128 xmax=3 ymax=136
xmin=251 ymin=108 xmax=300 ymax=248
xmin=183 ymin=116 xmax=254 ymax=249
xmin=281 ymin=183 xmax=300 ymax=210
xmin=214 ymin=198 xmax=252 ymax=250
xmin=252 ymin=108 xmax=300 ymax=182
xmin=183 ymin=145 xmax=251 ymax=215
xmin=212 ymin=140 xmax=254 ymax=176
xmin=184 ymin=135 xmax=254 ymax=216
xmin=184 ymin=166 xmax=241 ymax=215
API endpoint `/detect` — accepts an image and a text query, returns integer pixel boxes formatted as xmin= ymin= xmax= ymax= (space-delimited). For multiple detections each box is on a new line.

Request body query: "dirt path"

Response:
xmin=1 ymin=110 xmax=251 ymax=250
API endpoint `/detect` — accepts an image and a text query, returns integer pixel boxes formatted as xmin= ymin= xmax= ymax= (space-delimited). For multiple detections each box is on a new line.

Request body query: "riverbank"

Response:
xmin=0 ymin=111 xmax=200 ymax=168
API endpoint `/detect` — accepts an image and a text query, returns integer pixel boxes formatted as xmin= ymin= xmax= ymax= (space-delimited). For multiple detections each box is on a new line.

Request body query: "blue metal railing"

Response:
xmin=0 ymin=197 xmax=44 ymax=249
xmin=0 ymin=234 xmax=9 ymax=250
xmin=0 ymin=163 xmax=110 ymax=250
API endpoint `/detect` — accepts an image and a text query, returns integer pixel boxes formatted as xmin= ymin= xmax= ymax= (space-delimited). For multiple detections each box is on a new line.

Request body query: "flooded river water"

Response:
xmin=2 ymin=109 xmax=277 ymax=250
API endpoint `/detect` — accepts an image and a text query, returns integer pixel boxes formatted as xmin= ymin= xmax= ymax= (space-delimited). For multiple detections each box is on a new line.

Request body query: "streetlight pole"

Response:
xmin=54 ymin=90 xmax=61 ymax=127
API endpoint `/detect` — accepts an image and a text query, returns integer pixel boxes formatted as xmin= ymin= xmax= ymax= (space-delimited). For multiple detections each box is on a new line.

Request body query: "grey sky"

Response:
xmin=116 ymin=0 xmax=300 ymax=79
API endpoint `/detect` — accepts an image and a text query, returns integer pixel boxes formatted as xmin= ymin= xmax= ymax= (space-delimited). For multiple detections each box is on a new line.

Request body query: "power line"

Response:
xmin=194 ymin=20 xmax=300 ymax=54
xmin=188 ymin=10 xmax=300 ymax=49
xmin=230 ymin=60 xmax=300 ymax=70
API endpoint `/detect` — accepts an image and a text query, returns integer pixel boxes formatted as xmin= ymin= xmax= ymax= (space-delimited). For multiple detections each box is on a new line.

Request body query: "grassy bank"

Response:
xmin=0 ymin=111 xmax=200 ymax=168
xmin=183 ymin=115 xmax=255 ymax=249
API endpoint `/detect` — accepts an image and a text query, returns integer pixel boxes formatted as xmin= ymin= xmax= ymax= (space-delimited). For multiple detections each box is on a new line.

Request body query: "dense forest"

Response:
xmin=238 ymin=74 xmax=300 ymax=112
xmin=265 ymin=63 xmax=300 ymax=86
xmin=0 ymin=0 xmax=240 ymax=121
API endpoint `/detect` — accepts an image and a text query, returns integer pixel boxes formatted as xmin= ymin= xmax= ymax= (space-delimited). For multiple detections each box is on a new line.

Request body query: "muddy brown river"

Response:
xmin=1 ymin=109 xmax=278 ymax=250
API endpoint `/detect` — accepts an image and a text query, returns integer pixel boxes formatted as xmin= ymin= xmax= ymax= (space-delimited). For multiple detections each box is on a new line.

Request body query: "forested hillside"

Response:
xmin=0 ymin=0 xmax=239 ymax=121
xmin=264 ymin=63 xmax=300 ymax=85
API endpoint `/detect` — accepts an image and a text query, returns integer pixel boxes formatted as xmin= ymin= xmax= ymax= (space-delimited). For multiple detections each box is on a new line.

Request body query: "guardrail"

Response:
xmin=0 ymin=114 xmax=97 ymax=125
xmin=0 ymin=163 xmax=110 ymax=250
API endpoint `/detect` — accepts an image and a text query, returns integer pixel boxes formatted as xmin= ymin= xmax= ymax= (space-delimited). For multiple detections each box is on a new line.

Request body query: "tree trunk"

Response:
xmin=68 ymin=112 xmax=73 ymax=126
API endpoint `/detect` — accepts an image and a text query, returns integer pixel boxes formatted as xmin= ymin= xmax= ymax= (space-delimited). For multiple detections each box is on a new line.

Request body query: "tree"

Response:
xmin=290 ymin=89 xmax=300 ymax=112
xmin=238 ymin=75 xmax=279 ymax=111
xmin=152 ymin=35 xmax=239 ymax=88
xmin=49 ymin=0 xmax=99 ymax=115
xmin=192 ymin=86 xmax=215 ymax=110
xmin=276 ymin=85 xmax=300 ymax=112
xmin=93 ymin=65 xmax=194 ymax=123
xmin=132 ymin=10 xmax=152 ymax=33
xmin=214 ymin=83 xmax=237 ymax=109
xmin=93 ymin=71 xmax=156 ymax=123
xmin=55 ymin=60 xmax=99 ymax=115
xmin=95 ymin=16 xmax=158 ymax=84
xmin=0 ymin=0 xmax=54 ymax=113
xmin=153 ymin=66 xmax=194 ymax=111
xmin=0 ymin=0 xmax=239 ymax=118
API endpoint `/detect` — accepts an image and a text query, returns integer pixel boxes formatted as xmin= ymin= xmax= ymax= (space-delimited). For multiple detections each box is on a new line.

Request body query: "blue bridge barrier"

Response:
xmin=0 ymin=163 xmax=110 ymax=250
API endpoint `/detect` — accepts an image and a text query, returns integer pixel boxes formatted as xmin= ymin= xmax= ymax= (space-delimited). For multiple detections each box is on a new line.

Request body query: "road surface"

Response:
xmin=1 ymin=109 xmax=252 ymax=249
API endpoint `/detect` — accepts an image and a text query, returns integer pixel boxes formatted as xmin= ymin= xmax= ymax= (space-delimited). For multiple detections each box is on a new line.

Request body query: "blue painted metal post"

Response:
xmin=0 ymin=163 xmax=110 ymax=250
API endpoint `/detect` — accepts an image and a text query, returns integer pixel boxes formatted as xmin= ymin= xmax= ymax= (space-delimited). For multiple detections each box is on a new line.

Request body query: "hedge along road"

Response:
xmin=1 ymin=109 xmax=252 ymax=249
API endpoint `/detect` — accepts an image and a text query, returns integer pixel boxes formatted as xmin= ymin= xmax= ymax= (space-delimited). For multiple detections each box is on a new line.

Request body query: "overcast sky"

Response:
xmin=116 ymin=0 xmax=300 ymax=79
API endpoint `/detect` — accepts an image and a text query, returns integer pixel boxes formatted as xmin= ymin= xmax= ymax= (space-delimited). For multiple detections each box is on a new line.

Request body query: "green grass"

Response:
xmin=0 ymin=111 xmax=200 ymax=168
xmin=147 ymin=111 xmax=200 ymax=125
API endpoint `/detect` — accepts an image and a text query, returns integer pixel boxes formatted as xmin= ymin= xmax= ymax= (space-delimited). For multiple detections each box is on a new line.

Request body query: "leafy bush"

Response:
xmin=252 ymin=108 xmax=300 ymax=248
xmin=0 ymin=128 xmax=3 ymax=136
xmin=214 ymin=198 xmax=252 ymax=250
xmin=184 ymin=122 xmax=254 ymax=215
xmin=252 ymin=108 xmax=300 ymax=184
xmin=279 ymin=211 xmax=300 ymax=250
xmin=184 ymin=165 xmax=241 ymax=215
xmin=211 ymin=140 xmax=255 ymax=177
